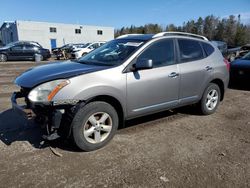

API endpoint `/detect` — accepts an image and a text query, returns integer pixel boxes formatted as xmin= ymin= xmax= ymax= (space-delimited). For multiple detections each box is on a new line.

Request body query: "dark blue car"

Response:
xmin=0 ymin=41 xmax=51 ymax=62
xmin=230 ymin=52 xmax=250 ymax=83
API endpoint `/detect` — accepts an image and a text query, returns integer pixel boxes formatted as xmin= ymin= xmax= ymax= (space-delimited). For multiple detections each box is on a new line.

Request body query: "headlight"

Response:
xmin=28 ymin=79 xmax=70 ymax=102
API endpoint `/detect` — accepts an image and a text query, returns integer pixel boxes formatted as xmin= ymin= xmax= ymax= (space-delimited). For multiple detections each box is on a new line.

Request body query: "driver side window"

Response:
xmin=138 ymin=39 xmax=175 ymax=68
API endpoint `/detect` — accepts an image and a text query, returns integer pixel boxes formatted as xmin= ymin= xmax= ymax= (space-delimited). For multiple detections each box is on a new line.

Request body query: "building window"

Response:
xmin=75 ymin=29 xmax=81 ymax=34
xmin=49 ymin=27 xmax=57 ymax=33
xmin=97 ymin=30 xmax=103 ymax=35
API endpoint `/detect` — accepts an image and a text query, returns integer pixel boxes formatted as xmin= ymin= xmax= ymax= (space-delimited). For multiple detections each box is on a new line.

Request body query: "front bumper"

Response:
xmin=11 ymin=92 xmax=35 ymax=119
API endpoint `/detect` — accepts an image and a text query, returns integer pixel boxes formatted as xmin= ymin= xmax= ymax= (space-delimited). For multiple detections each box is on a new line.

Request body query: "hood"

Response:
xmin=231 ymin=59 xmax=250 ymax=69
xmin=15 ymin=61 xmax=109 ymax=88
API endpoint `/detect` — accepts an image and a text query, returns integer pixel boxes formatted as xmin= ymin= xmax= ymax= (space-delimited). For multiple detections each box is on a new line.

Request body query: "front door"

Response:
xmin=126 ymin=38 xmax=180 ymax=118
xmin=8 ymin=44 xmax=24 ymax=60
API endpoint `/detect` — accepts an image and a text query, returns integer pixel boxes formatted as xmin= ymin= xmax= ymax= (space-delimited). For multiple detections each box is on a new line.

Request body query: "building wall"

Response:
xmin=15 ymin=20 xmax=114 ymax=50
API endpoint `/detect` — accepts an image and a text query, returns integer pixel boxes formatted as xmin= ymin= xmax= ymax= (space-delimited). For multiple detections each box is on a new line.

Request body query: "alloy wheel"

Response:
xmin=83 ymin=112 xmax=113 ymax=144
xmin=206 ymin=89 xmax=219 ymax=111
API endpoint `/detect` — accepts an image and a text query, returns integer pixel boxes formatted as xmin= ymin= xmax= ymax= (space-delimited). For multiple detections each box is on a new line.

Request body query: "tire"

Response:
xmin=200 ymin=83 xmax=221 ymax=115
xmin=82 ymin=53 xmax=87 ymax=57
xmin=0 ymin=54 xmax=7 ymax=62
xmin=71 ymin=101 xmax=119 ymax=151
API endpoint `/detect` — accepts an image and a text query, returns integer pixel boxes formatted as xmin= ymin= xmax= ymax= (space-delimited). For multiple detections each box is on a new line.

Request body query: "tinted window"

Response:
xmin=24 ymin=44 xmax=36 ymax=50
xmin=178 ymin=39 xmax=204 ymax=62
xmin=91 ymin=43 xmax=99 ymax=49
xmin=138 ymin=39 xmax=175 ymax=68
xmin=11 ymin=45 xmax=23 ymax=51
xmin=202 ymin=42 xmax=215 ymax=57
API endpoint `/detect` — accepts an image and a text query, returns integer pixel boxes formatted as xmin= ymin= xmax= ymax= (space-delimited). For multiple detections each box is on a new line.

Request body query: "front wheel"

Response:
xmin=71 ymin=101 xmax=119 ymax=151
xmin=200 ymin=83 xmax=221 ymax=115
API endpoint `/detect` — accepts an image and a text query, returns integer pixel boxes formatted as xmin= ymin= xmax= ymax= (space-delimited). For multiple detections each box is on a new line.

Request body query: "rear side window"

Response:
xmin=178 ymin=39 xmax=204 ymax=62
xmin=202 ymin=42 xmax=215 ymax=57
xmin=138 ymin=39 xmax=175 ymax=68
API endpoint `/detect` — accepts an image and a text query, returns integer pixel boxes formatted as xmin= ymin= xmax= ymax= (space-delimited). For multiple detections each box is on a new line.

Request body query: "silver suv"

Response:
xmin=12 ymin=32 xmax=230 ymax=151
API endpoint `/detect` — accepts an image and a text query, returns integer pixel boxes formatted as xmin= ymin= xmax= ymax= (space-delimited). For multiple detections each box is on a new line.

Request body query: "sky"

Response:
xmin=0 ymin=0 xmax=249 ymax=28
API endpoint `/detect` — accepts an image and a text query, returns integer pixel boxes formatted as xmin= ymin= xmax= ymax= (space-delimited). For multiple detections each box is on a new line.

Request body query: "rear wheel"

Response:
xmin=71 ymin=101 xmax=118 ymax=151
xmin=0 ymin=54 xmax=7 ymax=62
xmin=200 ymin=83 xmax=221 ymax=115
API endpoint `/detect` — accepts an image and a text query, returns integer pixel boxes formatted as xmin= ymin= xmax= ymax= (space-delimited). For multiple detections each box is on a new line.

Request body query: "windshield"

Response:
xmin=242 ymin=52 xmax=250 ymax=60
xmin=77 ymin=39 xmax=145 ymax=66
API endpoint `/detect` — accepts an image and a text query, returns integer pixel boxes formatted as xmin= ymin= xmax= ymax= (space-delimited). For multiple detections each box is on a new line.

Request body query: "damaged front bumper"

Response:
xmin=11 ymin=91 xmax=35 ymax=119
xmin=11 ymin=91 xmax=81 ymax=140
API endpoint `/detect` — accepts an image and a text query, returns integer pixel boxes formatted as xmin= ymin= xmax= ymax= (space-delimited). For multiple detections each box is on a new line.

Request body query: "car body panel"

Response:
xmin=15 ymin=61 xmax=110 ymax=88
xmin=126 ymin=64 xmax=179 ymax=118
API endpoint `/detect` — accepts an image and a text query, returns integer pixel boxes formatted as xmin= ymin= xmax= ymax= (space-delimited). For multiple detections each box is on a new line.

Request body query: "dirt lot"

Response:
xmin=0 ymin=61 xmax=250 ymax=187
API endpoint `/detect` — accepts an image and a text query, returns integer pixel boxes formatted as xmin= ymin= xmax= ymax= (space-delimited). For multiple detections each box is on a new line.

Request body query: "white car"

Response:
xmin=72 ymin=42 xmax=105 ymax=59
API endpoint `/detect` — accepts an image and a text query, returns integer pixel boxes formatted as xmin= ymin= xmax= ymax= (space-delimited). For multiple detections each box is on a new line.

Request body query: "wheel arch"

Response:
xmin=86 ymin=95 xmax=125 ymax=128
xmin=210 ymin=79 xmax=225 ymax=101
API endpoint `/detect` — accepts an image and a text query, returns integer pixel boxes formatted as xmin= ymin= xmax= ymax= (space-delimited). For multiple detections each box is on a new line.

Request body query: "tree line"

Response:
xmin=115 ymin=15 xmax=250 ymax=47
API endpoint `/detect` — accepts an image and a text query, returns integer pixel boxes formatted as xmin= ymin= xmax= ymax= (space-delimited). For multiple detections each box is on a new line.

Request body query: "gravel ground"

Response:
xmin=0 ymin=61 xmax=250 ymax=187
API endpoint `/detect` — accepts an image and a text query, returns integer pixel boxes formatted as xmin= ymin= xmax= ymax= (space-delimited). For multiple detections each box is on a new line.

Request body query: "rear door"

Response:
xmin=176 ymin=38 xmax=213 ymax=104
xmin=23 ymin=44 xmax=37 ymax=59
xmin=126 ymin=38 xmax=180 ymax=118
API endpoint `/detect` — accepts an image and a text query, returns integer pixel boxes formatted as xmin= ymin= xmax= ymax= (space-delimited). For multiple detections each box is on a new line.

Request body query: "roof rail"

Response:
xmin=116 ymin=34 xmax=144 ymax=39
xmin=153 ymin=32 xmax=208 ymax=41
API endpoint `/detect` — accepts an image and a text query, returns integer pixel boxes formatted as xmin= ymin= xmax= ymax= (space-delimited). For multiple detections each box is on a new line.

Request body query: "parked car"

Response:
xmin=12 ymin=32 xmax=229 ymax=151
xmin=0 ymin=41 xmax=50 ymax=62
xmin=72 ymin=42 xmax=105 ymax=59
xmin=52 ymin=44 xmax=74 ymax=60
xmin=230 ymin=51 xmax=250 ymax=83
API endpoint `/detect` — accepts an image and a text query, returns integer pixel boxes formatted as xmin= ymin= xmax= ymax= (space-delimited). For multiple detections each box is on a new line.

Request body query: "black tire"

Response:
xmin=82 ymin=53 xmax=87 ymax=57
xmin=40 ymin=55 xmax=44 ymax=61
xmin=0 ymin=54 xmax=7 ymax=62
xmin=200 ymin=83 xmax=221 ymax=115
xmin=71 ymin=101 xmax=119 ymax=151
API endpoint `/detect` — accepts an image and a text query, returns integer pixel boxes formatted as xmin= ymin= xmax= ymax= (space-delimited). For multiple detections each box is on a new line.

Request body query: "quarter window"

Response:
xmin=75 ymin=29 xmax=81 ymax=34
xmin=49 ymin=27 xmax=57 ymax=33
xmin=138 ymin=39 xmax=175 ymax=68
xmin=178 ymin=39 xmax=204 ymax=62
xmin=202 ymin=42 xmax=214 ymax=57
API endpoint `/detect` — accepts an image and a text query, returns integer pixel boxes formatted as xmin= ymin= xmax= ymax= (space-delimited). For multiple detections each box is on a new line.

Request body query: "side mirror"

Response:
xmin=133 ymin=59 xmax=153 ymax=71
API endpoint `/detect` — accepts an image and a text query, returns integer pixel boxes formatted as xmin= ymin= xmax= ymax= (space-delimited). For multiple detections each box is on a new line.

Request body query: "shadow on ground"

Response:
xmin=0 ymin=109 xmax=44 ymax=148
xmin=0 ymin=106 xmax=196 ymax=152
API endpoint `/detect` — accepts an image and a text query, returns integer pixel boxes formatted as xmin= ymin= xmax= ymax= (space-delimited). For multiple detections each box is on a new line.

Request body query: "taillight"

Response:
xmin=223 ymin=58 xmax=230 ymax=71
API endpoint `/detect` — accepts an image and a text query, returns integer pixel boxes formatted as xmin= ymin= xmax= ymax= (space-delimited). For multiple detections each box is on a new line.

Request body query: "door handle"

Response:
xmin=168 ymin=72 xmax=179 ymax=78
xmin=205 ymin=66 xmax=213 ymax=71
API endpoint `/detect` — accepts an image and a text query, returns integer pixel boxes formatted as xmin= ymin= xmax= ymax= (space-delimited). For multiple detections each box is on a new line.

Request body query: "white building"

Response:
xmin=0 ymin=20 xmax=114 ymax=49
